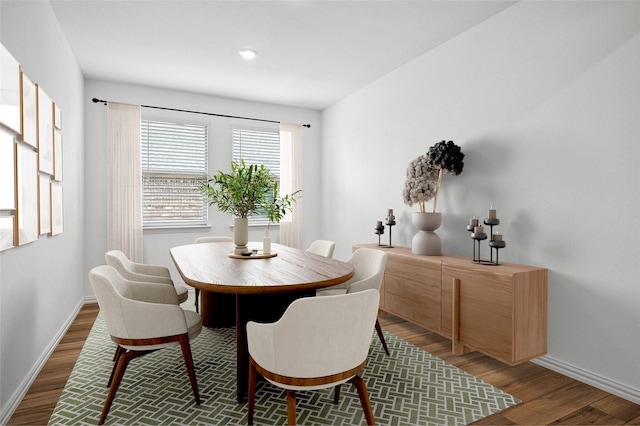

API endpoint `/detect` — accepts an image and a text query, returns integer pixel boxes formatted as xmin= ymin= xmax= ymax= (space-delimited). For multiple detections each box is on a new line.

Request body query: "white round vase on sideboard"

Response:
xmin=411 ymin=212 xmax=442 ymax=255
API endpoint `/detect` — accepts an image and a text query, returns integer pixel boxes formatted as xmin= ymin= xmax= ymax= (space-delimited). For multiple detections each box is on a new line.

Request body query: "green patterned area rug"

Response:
xmin=49 ymin=302 xmax=519 ymax=425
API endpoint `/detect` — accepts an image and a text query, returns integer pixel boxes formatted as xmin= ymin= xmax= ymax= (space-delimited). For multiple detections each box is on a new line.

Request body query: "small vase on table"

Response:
xmin=263 ymin=229 xmax=271 ymax=255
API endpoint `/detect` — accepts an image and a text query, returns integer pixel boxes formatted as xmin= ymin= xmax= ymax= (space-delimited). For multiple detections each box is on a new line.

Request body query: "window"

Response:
xmin=232 ymin=127 xmax=280 ymax=224
xmin=141 ymin=119 xmax=208 ymax=227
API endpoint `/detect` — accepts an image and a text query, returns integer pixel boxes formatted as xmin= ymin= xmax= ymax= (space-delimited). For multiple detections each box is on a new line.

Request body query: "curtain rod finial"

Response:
xmin=303 ymin=124 xmax=311 ymax=128
xmin=92 ymin=98 xmax=107 ymax=105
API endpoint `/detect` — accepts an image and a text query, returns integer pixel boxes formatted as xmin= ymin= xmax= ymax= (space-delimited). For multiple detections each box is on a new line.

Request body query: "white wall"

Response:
xmin=2 ymin=0 xmax=639 ymax=420
xmin=322 ymin=1 xmax=640 ymax=402
xmin=84 ymin=80 xmax=322 ymax=291
xmin=0 ymin=1 xmax=85 ymax=420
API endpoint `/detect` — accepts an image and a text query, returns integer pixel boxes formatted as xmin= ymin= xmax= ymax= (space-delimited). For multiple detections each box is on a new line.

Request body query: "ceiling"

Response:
xmin=49 ymin=1 xmax=516 ymax=110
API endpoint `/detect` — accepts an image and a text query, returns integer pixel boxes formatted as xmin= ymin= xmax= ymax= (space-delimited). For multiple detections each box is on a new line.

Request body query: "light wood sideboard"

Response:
xmin=353 ymin=244 xmax=548 ymax=365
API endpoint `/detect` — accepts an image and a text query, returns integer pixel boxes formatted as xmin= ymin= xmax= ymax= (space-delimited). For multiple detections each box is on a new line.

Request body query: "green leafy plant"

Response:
xmin=263 ymin=181 xmax=302 ymax=229
xmin=201 ymin=160 xmax=273 ymax=218
xmin=201 ymin=160 xmax=300 ymax=222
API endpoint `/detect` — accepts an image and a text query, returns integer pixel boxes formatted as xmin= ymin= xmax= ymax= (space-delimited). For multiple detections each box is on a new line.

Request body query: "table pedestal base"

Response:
xmin=200 ymin=291 xmax=236 ymax=327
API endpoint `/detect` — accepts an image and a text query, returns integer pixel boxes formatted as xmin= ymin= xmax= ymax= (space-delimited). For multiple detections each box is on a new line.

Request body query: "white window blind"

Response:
xmin=141 ymin=119 xmax=208 ymax=227
xmin=232 ymin=127 xmax=280 ymax=174
xmin=232 ymin=127 xmax=280 ymax=224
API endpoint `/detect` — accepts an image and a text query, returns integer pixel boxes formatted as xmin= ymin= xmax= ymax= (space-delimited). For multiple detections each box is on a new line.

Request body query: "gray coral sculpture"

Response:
xmin=425 ymin=140 xmax=465 ymax=213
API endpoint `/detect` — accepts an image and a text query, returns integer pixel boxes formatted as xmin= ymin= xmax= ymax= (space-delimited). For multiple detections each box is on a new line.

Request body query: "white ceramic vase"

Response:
xmin=263 ymin=229 xmax=271 ymax=255
xmin=234 ymin=217 xmax=249 ymax=254
xmin=411 ymin=212 xmax=442 ymax=255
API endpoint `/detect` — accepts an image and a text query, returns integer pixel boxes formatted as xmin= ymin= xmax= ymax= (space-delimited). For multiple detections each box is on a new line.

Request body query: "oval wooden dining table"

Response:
xmin=170 ymin=241 xmax=354 ymax=403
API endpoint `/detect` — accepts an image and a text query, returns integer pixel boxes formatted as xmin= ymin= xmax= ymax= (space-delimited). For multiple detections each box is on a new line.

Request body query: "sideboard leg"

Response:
xmin=452 ymin=278 xmax=465 ymax=355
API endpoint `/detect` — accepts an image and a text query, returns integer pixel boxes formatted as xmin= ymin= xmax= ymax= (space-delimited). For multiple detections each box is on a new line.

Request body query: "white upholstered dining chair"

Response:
xmin=246 ymin=289 xmax=380 ymax=425
xmin=316 ymin=248 xmax=389 ymax=356
xmin=305 ymin=239 xmax=336 ymax=258
xmin=194 ymin=236 xmax=233 ymax=312
xmin=105 ymin=249 xmax=188 ymax=304
xmin=195 ymin=235 xmax=234 ymax=244
xmin=89 ymin=265 xmax=202 ymax=425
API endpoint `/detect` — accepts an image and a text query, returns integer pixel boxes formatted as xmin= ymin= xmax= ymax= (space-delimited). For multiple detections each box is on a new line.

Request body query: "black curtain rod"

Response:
xmin=91 ymin=98 xmax=311 ymax=128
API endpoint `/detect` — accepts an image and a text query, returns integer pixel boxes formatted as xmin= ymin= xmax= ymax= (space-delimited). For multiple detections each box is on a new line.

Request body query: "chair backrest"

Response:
xmin=89 ymin=265 xmax=141 ymax=339
xmin=105 ymin=249 xmax=172 ymax=283
xmin=105 ymin=250 xmax=135 ymax=277
xmin=195 ymin=236 xmax=233 ymax=244
xmin=305 ymin=240 xmax=336 ymax=258
xmin=89 ymin=265 xmax=187 ymax=342
xmin=344 ymin=248 xmax=388 ymax=294
xmin=247 ymin=289 xmax=380 ymax=379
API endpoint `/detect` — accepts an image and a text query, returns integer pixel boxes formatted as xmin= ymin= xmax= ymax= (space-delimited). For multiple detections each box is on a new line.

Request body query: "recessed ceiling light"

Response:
xmin=239 ymin=49 xmax=257 ymax=60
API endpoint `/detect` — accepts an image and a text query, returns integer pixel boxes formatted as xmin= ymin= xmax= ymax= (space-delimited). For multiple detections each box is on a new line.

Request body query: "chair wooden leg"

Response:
xmin=107 ymin=345 xmax=127 ymax=387
xmin=286 ymin=390 xmax=297 ymax=425
xmin=178 ymin=334 xmax=200 ymax=405
xmin=112 ymin=344 xmax=124 ymax=362
xmin=99 ymin=349 xmax=149 ymax=425
xmin=375 ymin=319 xmax=390 ymax=356
xmin=195 ymin=288 xmax=200 ymax=313
xmin=350 ymin=375 xmax=375 ymax=426
xmin=333 ymin=384 xmax=341 ymax=404
xmin=248 ymin=359 xmax=257 ymax=425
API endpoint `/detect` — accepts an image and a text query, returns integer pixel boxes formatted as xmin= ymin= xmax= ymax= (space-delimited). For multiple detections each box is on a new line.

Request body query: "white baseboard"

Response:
xmin=0 ymin=297 xmax=87 ymax=425
xmin=533 ymin=355 xmax=640 ymax=405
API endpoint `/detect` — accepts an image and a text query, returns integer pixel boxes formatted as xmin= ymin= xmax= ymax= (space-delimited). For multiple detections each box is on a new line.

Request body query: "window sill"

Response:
xmin=246 ymin=220 xmax=279 ymax=228
xmin=143 ymin=224 xmax=211 ymax=233
xmin=142 ymin=220 xmax=282 ymax=233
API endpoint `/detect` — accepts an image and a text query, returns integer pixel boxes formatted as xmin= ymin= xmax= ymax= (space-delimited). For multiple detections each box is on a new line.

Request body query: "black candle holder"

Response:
xmin=467 ymin=216 xmax=506 ymax=265
xmin=374 ymin=222 xmax=385 ymax=246
xmin=382 ymin=215 xmax=396 ymax=248
xmin=489 ymin=239 xmax=506 ymax=265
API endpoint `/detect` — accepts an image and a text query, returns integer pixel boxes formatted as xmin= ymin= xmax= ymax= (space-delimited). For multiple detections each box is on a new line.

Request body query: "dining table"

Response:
xmin=169 ymin=241 xmax=354 ymax=403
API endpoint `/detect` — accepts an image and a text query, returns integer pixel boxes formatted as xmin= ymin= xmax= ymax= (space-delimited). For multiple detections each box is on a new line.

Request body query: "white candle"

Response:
xmin=492 ymin=232 xmax=503 ymax=241
xmin=474 ymin=226 xmax=484 ymax=234
xmin=470 ymin=216 xmax=479 ymax=226
xmin=488 ymin=207 xmax=497 ymax=219
xmin=388 ymin=208 xmax=393 ymax=217
xmin=377 ymin=220 xmax=382 ymax=227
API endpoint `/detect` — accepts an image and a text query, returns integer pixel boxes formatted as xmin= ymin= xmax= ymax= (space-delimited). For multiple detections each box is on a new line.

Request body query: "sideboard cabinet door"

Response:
xmin=384 ymin=251 xmax=442 ymax=332
xmin=442 ymin=261 xmax=547 ymax=365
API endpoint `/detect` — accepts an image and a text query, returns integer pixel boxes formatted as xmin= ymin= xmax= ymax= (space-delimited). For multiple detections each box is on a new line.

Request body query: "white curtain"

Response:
xmin=279 ymin=123 xmax=303 ymax=248
xmin=107 ymin=102 xmax=143 ymax=262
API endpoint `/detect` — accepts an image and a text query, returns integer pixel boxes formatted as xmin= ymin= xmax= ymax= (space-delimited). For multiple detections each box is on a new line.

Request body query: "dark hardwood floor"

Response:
xmin=8 ymin=303 xmax=640 ymax=425
xmin=380 ymin=315 xmax=640 ymax=425
xmin=8 ymin=302 xmax=101 ymax=425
